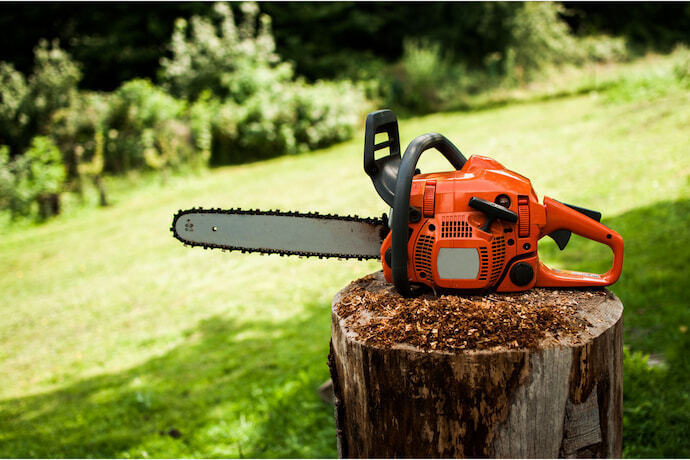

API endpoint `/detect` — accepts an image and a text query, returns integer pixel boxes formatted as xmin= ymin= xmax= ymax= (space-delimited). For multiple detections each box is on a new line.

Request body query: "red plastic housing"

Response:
xmin=380 ymin=155 xmax=623 ymax=292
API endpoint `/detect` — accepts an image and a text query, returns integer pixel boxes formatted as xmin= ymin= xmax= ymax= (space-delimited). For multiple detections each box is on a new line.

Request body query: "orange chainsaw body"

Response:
xmin=379 ymin=155 xmax=624 ymax=292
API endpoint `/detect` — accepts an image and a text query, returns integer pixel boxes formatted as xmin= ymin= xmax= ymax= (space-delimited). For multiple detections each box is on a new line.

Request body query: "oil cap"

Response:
xmin=509 ymin=262 xmax=534 ymax=286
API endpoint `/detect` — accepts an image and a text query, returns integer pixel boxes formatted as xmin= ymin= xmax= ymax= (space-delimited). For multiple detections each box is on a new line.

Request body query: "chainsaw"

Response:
xmin=171 ymin=110 xmax=623 ymax=296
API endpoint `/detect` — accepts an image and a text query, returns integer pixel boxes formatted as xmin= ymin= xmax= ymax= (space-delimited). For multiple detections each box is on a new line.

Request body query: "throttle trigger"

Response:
xmin=546 ymin=202 xmax=602 ymax=250
xmin=548 ymin=229 xmax=572 ymax=250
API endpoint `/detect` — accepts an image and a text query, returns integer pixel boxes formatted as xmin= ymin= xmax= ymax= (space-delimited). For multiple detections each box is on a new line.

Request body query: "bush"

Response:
xmin=28 ymin=40 xmax=81 ymax=129
xmin=386 ymin=40 xmax=461 ymax=114
xmin=0 ymin=136 xmax=66 ymax=219
xmin=163 ymin=2 xmax=367 ymax=165
xmin=0 ymin=63 xmax=30 ymax=152
xmin=291 ymin=80 xmax=366 ymax=150
xmin=579 ymin=35 xmax=630 ymax=63
xmin=673 ymin=46 xmax=690 ymax=86
xmin=0 ymin=146 xmax=14 ymax=211
xmin=50 ymin=92 xmax=111 ymax=204
xmin=0 ymin=42 xmax=77 ymax=219
xmin=503 ymin=3 xmax=581 ymax=84
xmin=104 ymin=79 xmax=198 ymax=173
xmin=0 ymin=40 xmax=80 ymax=155
xmin=161 ymin=2 xmax=292 ymax=103
xmin=51 ymin=92 xmax=109 ymax=179
xmin=207 ymin=79 xmax=367 ymax=165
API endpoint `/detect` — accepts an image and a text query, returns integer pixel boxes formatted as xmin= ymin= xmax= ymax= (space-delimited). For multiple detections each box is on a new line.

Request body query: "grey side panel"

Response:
xmin=436 ymin=247 xmax=479 ymax=279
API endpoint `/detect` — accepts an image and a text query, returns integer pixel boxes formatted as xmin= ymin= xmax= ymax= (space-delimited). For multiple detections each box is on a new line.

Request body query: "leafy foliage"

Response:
xmin=104 ymin=79 xmax=198 ymax=174
xmin=503 ymin=3 xmax=581 ymax=83
xmin=0 ymin=146 xmax=14 ymax=211
xmin=207 ymin=79 xmax=366 ymax=165
xmin=162 ymin=2 xmax=366 ymax=165
xmin=0 ymin=1 xmax=366 ymax=214
xmin=0 ymin=62 xmax=29 ymax=150
xmin=0 ymin=136 xmax=66 ymax=219
xmin=51 ymin=92 xmax=109 ymax=180
xmin=28 ymin=40 xmax=82 ymax=128
xmin=161 ymin=2 xmax=292 ymax=104
xmin=0 ymin=40 xmax=80 ymax=154
xmin=383 ymin=40 xmax=464 ymax=114
xmin=1 ymin=3 xmax=688 ymax=90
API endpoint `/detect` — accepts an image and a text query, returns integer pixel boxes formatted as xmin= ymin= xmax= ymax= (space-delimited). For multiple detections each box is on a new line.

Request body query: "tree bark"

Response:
xmin=93 ymin=175 xmax=108 ymax=207
xmin=329 ymin=272 xmax=623 ymax=458
xmin=37 ymin=193 xmax=60 ymax=219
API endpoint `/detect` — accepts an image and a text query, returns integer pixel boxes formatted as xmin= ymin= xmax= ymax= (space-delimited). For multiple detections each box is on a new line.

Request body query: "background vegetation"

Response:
xmin=1 ymin=2 xmax=689 ymax=221
xmin=1 ymin=2 xmax=689 ymax=458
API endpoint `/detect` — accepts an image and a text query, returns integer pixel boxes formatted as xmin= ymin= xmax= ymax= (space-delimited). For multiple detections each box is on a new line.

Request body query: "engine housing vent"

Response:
xmin=478 ymin=247 xmax=489 ymax=281
xmin=414 ymin=234 xmax=435 ymax=282
xmin=490 ymin=236 xmax=506 ymax=283
xmin=441 ymin=215 xmax=472 ymax=239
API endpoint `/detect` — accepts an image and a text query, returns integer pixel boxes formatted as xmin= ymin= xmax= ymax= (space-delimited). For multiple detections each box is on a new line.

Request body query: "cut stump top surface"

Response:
xmin=332 ymin=271 xmax=622 ymax=353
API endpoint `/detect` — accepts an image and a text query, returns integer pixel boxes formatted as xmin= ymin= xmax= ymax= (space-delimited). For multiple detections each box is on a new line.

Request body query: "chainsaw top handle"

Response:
xmin=391 ymin=132 xmax=467 ymax=297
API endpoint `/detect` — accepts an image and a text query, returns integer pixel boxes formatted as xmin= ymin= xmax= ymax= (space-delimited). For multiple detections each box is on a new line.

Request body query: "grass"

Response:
xmin=1 ymin=53 xmax=689 ymax=457
xmin=449 ymin=46 xmax=690 ymax=112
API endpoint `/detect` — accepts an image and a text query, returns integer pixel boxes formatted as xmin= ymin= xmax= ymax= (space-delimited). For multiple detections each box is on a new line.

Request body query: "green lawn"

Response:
xmin=1 ymin=54 xmax=689 ymax=458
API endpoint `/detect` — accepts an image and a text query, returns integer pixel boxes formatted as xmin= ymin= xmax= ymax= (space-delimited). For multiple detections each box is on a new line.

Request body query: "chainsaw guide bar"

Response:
xmin=171 ymin=208 xmax=388 ymax=260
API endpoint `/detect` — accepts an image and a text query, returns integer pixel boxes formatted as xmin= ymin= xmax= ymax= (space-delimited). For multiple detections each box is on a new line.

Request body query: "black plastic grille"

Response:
xmin=440 ymin=215 xmax=472 ymax=238
xmin=490 ymin=236 xmax=506 ymax=283
xmin=478 ymin=247 xmax=489 ymax=281
xmin=414 ymin=234 xmax=435 ymax=281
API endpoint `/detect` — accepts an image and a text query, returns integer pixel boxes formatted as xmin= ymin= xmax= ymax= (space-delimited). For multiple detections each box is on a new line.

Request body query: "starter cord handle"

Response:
xmin=392 ymin=133 xmax=467 ymax=297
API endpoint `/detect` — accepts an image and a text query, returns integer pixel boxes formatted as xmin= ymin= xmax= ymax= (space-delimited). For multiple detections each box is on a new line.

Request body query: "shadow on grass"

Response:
xmin=539 ymin=198 xmax=690 ymax=457
xmin=2 ymin=199 xmax=688 ymax=458
xmin=0 ymin=303 xmax=337 ymax=458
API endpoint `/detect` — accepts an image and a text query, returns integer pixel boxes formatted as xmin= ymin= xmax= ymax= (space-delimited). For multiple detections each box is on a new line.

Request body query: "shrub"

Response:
xmin=673 ymin=46 xmax=690 ymax=86
xmin=0 ymin=40 xmax=80 ymax=156
xmin=503 ymin=3 xmax=581 ymax=84
xmin=0 ymin=146 xmax=14 ymax=211
xmin=50 ymin=92 xmax=111 ymax=204
xmin=291 ymin=80 xmax=366 ymax=150
xmin=28 ymin=40 xmax=82 ymax=129
xmin=104 ymin=79 xmax=198 ymax=173
xmin=579 ymin=35 xmax=630 ymax=63
xmin=188 ymin=91 xmax=220 ymax=162
xmin=161 ymin=2 xmax=292 ymax=103
xmin=0 ymin=137 xmax=66 ymax=219
xmin=0 ymin=63 xmax=30 ymax=152
xmin=208 ymin=79 xmax=367 ymax=165
xmin=51 ymin=92 xmax=109 ymax=179
xmin=389 ymin=40 xmax=457 ymax=114
xmin=163 ymin=2 xmax=367 ymax=165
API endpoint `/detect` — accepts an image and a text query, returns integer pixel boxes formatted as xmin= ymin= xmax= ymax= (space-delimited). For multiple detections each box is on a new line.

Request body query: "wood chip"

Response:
xmin=336 ymin=275 xmax=603 ymax=352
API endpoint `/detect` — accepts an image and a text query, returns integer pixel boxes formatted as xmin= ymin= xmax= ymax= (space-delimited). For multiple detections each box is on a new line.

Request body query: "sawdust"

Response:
xmin=336 ymin=273 xmax=604 ymax=352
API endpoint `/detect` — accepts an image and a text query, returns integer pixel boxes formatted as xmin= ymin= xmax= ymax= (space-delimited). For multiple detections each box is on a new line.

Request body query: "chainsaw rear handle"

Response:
xmin=392 ymin=133 xmax=467 ymax=296
xmin=536 ymin=196 xmax=624 ymax=287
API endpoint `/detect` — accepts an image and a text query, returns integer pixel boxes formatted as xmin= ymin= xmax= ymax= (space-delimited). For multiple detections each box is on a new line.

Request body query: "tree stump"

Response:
xmin=328 ymin=272 xmax=623 ymax=458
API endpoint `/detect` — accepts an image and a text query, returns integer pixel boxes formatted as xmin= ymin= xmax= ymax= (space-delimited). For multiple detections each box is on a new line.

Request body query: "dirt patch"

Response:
xmin=336 ymin=273 xmax=605 ymax=352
